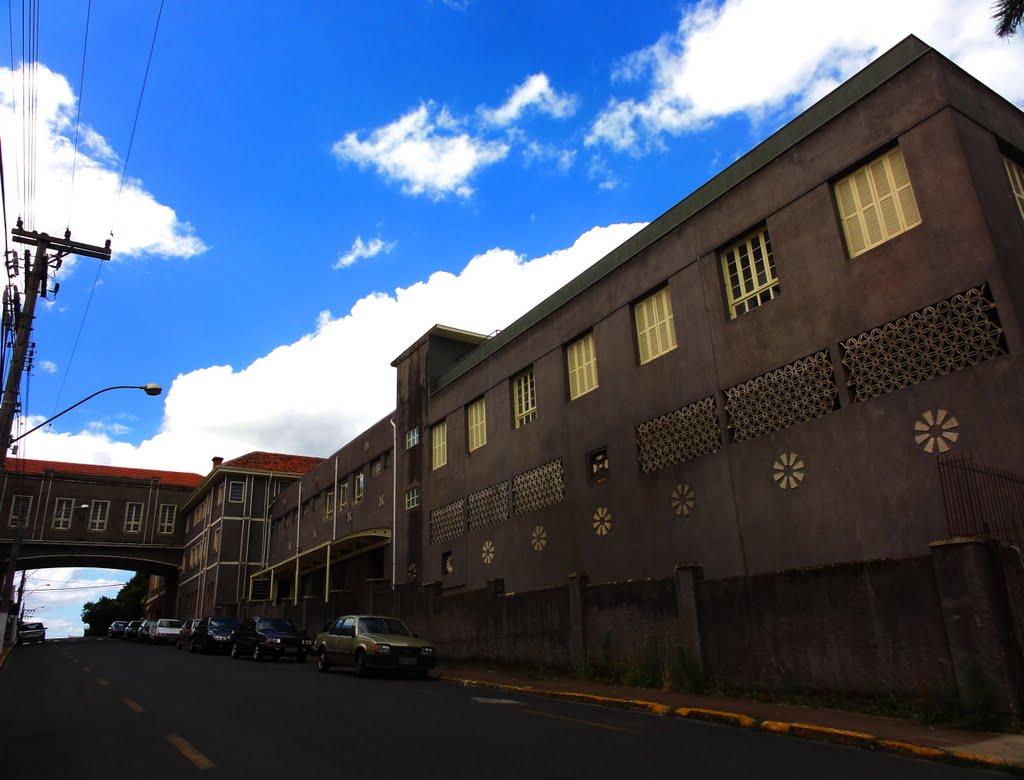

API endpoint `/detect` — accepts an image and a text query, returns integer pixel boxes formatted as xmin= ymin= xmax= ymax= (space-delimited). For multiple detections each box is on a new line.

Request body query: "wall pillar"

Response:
xmin=674 ymin=563 xmax=704 ymax=672
xmin=163 ymin=569 xmax=179 ymax=620
xmin=568 ymin=572 xmax=589 ymax=670
xmin=930 ymin=538 xmax=1020 ymax=717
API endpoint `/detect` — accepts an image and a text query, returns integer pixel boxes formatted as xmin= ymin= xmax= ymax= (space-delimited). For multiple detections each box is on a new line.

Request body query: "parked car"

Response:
xmin=188 ymin=617 xmax=240 ymax=654
xmin=17 ymin=621 xmax=45 ymax=644
xmin=312 ymin=615 xmax=435 ymax=678
xmin=124 ymin=620 xmax=143 ymax=640
xmin=107 ymin=620 xmax=129 ymax=639
xmin=136 ymin=619 xmax=157 ymax=643
xmin=230 ymin=616 xmax=309 ymax=662
xmin=176 ymin=619 xmax=200 ymax=650
xmin=149 ymin=619 xmax=182 ymax=645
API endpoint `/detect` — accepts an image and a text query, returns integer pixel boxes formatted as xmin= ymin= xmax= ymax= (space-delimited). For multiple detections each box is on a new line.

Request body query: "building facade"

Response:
xmin=256 ymin=37 xmax=1024 ymax=616
xmin=175 ymin=452 xmax=323 ymax=620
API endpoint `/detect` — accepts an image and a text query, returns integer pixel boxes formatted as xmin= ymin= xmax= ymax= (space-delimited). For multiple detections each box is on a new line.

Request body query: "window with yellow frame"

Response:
xmin=634 ymin=287 xmax=676 ymax=365
xmin=721 ymin=227 xmax=780 ymax=319
xmin=512 ymin=370 xmax=537 ymax=428
xmin=467 ymin=398 xmax=486 ymax=451
xmin=432 ymin=420 xmax=448 ymax=469
xmin=566 ymin=332 xmax=598 ymax=399
xmin=1005 ymin=155 xmax=1024 ymax=221
xmin=834 ymin=146 xmax=921 ymax=258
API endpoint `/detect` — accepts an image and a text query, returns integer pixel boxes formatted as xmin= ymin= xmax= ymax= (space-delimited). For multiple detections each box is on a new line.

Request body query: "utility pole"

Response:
xmin=0 ymin=223 xmax=111 ymax=644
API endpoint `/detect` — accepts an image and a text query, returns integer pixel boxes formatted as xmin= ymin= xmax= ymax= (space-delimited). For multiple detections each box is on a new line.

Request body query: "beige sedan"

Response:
xmin=313 ymin=615 xmax=435 ymax=678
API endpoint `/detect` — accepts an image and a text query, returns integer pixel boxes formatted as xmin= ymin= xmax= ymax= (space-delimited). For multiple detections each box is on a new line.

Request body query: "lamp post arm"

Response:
xmin=9 ymin=384 xmax=161 ymax=446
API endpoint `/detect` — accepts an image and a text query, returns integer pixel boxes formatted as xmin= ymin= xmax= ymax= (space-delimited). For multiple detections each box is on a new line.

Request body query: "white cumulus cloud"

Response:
xmin=332 ymin=104 xmax=509 ymax=199
xmin=587 ymin=0 xmax=1024 ymax=153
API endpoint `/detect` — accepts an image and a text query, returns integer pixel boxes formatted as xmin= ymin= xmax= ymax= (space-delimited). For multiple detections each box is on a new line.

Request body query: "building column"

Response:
xmin=568 ymin=572 xmax=589 ymax=670
xmin=674 ymin=563 xmax=704 ymax=673
xmin=930 ymin=538 xmax=1020 ymax=717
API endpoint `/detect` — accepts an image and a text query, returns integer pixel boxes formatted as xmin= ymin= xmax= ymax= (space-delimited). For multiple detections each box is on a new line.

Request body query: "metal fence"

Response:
xmin=938 ymin=452 xmax=1024 ymax=544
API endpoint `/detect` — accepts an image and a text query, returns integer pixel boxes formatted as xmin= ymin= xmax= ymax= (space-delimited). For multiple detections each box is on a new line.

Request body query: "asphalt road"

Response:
xmin=0 ymin=638 xmax=1005 ymax=779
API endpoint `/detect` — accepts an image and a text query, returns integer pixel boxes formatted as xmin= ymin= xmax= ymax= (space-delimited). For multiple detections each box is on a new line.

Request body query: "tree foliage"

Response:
xmin=993 ymin=0 xmax=1024 ymax=37
xmin=81 ymin=572 xmax=148 ymax=636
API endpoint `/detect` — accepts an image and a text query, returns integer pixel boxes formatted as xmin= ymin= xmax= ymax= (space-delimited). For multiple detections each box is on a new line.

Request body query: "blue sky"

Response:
xmin=5 ymin=0 xmax=1022 ymax=636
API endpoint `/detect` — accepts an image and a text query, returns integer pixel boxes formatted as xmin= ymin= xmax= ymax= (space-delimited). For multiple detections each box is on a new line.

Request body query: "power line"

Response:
xmin=66 ymin=0 xmax=92 ymax=230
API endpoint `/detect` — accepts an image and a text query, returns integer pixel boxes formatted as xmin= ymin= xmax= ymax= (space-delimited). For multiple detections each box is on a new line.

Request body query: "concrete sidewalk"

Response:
xmin=436 ymin=661 xmax=1024 ymax=774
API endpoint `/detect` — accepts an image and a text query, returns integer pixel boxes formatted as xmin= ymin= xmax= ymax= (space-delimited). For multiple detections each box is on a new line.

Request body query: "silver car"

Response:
xmin=17 ymin=622 xmax=45 ymax=644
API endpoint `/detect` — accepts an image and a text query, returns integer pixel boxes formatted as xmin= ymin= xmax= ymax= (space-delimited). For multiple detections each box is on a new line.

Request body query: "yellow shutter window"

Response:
xmin=567 ymin=333 xmax=599 ymax=400
xmin=467 ymin=398 xmax=486 ymax=451
xmin=834 ymin=147 xmax=921 ymax=258
xmin=634 ymin=287 xmax=676 ymax=365
xmin=1006 ymin=156 xmax=1024 ymax=221
xmin=432 ymin=421 xmax=448 ymax=469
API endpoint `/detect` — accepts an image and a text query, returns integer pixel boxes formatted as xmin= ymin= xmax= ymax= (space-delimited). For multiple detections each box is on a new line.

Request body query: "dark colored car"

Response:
xmin=124 ymin=620 xmax=143 ymax=640
xmin=107 ymin=620 xmax=129 ymax=639
xmin=137 ymin=619 xmax=157 ymax=643
xmin=188 ymin=617 xmax=240 ymax=654
xmin=230 ymin=616 xmax=309 ymax=662
xmin=17 ymin=622 xmax=45 ymax=644
xmin=312 ymin=615 xmax=434 ymax=678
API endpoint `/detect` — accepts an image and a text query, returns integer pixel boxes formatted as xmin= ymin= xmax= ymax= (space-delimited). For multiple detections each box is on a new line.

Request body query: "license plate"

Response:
xmin=399 ymin=657 xmax=416 ymax=666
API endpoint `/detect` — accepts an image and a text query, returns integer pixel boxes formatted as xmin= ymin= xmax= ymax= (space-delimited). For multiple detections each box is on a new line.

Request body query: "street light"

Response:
xmin=8 ymin=383 xmax=163 ymax=449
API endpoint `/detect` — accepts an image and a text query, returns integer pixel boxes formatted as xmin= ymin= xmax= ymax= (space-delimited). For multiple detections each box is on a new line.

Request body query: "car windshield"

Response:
xmin=358 ymin=617 xmax=411 ymax=636
xmin=22 ymin=623 xmax=43 ymax=630
xmin=210 ymin=618 xmax=240 ymax=630
xmin=157 ymin=620 xmax=181 ymax=628
xmin=112 ymin=621 xmax=127 ymax=628
xmin=258 ymin=619 xmax=294 ymax=632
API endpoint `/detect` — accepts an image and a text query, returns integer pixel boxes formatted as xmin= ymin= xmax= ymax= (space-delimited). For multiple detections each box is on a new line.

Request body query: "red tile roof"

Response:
xmin=222 ymin=451 xmax=324 ymax=474
xmin=3 ymin=458 xmax=204 ymax=488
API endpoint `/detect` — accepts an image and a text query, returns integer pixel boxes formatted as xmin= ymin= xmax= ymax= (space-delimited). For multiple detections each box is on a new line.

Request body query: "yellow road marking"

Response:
xmin=166 ymin=734 xmax=215 ymax=770
xmin=122 ymin=698 xmax=145 ymax=713
xmin=96 ymin=677 xmax=108 ymax=686
xmin=522 ymin=708 xmax=639 ymax=734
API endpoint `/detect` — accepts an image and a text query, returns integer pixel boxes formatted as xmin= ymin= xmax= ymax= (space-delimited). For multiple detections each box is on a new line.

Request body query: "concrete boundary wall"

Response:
xmin=269 ymin=538 xmax=1021 ymax=715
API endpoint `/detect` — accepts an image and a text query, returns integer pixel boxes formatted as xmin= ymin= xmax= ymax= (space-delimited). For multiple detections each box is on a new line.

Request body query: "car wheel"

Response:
xmin=317 ymin=648 xmax=329 ymax=673
xmin=354 ymin=650 xmax=367 ymax=678
xmin=252 ymin=645 xmax=262 ymax=662
xmin=230 ymin=643 xmax=239 ymax=659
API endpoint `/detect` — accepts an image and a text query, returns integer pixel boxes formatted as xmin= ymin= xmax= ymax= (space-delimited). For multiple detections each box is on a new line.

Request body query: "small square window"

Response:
xmin=158 ymin=505 xmax=176 ymax=534
xmin=339 ymin=482 xmax=350 ymax=508
xmin=721 ymin=228 xmax=780 ymax=319
xmin=8 ymin=495 xmax=32 ymax=527
xmin=88 ymin=500 xmax=110 ymax=532
xmin=588 ymin=448 xmax=610 ymax=486
xmin=405 ymin=487 xmax=421 ymax=510
xmin=1005 ymin=155 xmax=1024 ymax=221
xmin=125 ymin=502 xmax=144 ymax=533
xmin=406 ymin=427 xmax=420 ymax=449
xmin=228 ymin=481 xmax=245 ymax=503
xmin=354 ymin=472 xmax=365 ymax=503
xmin=52 ymin=497 xmax=74 ymax=530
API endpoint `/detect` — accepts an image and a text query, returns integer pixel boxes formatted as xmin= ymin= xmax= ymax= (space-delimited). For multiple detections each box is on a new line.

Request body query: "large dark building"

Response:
xmin=250 ymin=36 xmax=1024 ymax=630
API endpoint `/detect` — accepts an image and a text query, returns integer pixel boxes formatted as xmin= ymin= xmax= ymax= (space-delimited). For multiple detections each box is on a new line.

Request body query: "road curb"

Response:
xmin=439 ymin=673 xmax=1023 ymax=774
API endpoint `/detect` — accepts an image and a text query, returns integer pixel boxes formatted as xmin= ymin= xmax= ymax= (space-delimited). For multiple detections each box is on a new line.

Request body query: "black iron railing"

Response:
xmin=938 ymin=452 xmax=1024 ymax=544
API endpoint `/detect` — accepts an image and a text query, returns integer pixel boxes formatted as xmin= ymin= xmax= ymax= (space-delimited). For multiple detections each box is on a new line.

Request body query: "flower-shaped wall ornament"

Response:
xmin=593 ymin=507 xmax=612 ymax=536
xmin=407 ymin=562 xmax=417 ymax=584
xmin=481 ymin=540 xmax=495 ymax=565
xmin=672 ymin=484 xmax=696 ymax=516
xmin=914 ymin=409 xmax=959 ymax=454
xmin=531 ymin=525 xmax=548 ymax=551
xmin=773 ymin=452 xmax=806 ymax=489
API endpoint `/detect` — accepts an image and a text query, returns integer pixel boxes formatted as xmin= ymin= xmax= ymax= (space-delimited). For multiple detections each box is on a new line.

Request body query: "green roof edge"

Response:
xmin=433 ymin=34 xmax=932 ymax=393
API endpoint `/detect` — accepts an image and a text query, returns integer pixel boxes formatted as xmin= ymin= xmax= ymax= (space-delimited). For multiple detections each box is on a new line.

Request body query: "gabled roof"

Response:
xmin=2 ymin=458 xmax=204 ymax=488
xmin=222 ymin=451 xmax=324 ymax=473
